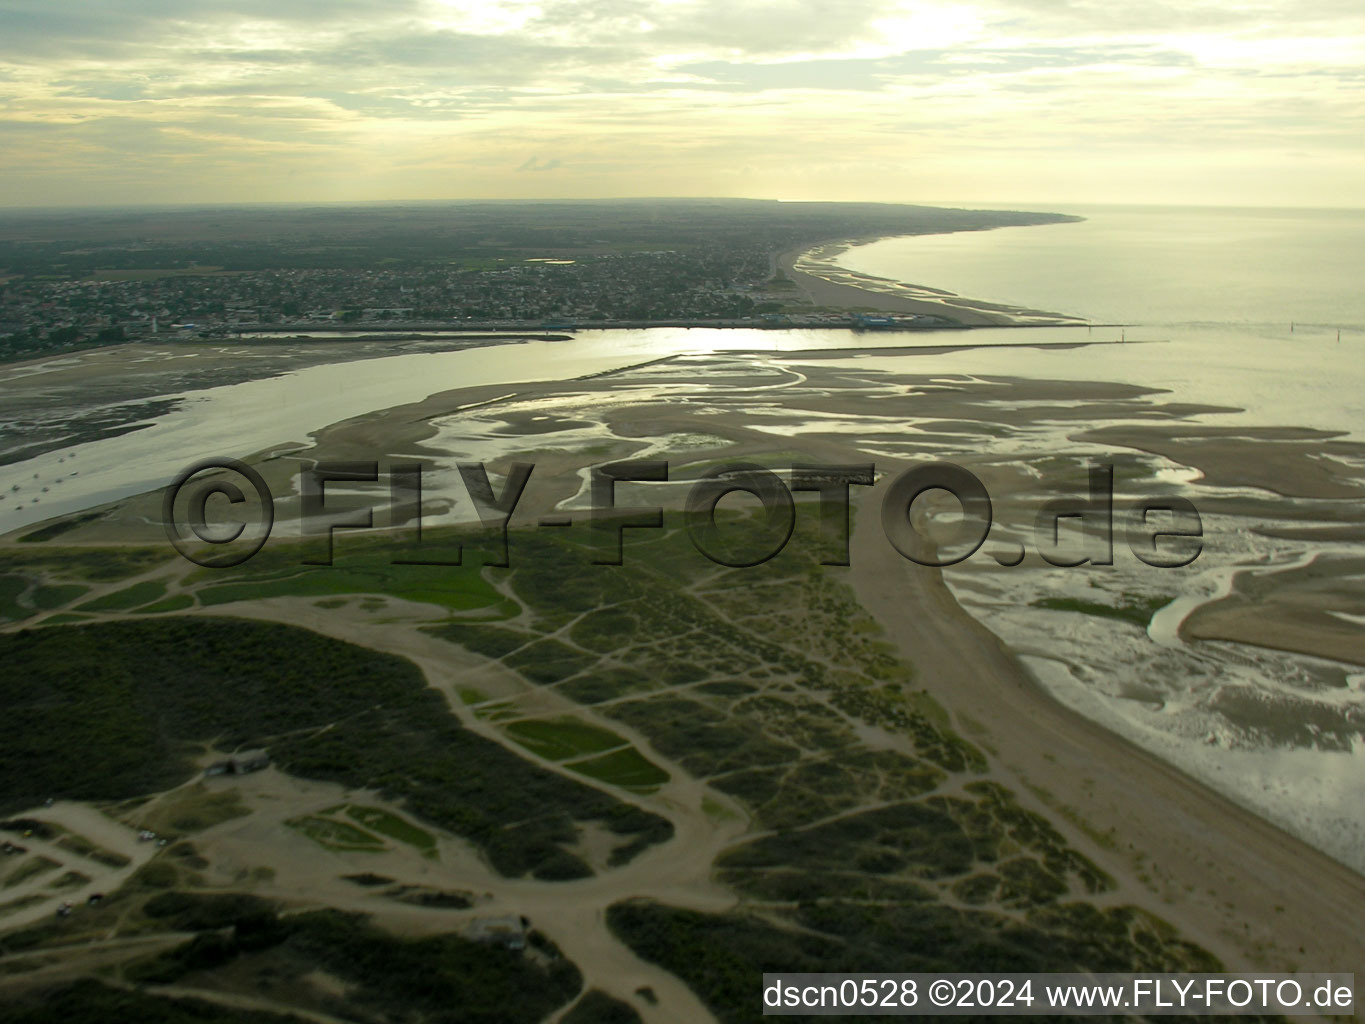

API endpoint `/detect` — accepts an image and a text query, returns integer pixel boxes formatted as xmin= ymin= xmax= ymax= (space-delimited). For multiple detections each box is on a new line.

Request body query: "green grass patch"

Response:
xmin=186 ymin=529 xmax=514 ymax=615
xmin=565 ymin=748 xmax=669 ymax=790
xmin=15 ymin=512 xmax=105 ymax=544
xmin=75 ymin=580 xmax=167 ymax=613
xmin=30 ymin=584 xmax=89 ymax=610
xmin=557 ymin=666 xmax=659 ymax=704
xmin=504 ymin=718 xmax=627 ymax=761
xmin=907 ymin=690 xmax=952 ymax=732
xmin=701 ymin=796 xmax=739 ymax=822
xmin=0 ymin=575 xmax=29 ymax=621
xmin=287 ymin=816 xmax=385 ymax=852
xmin=570 ymin=607 xmax=642 ymax=653
xmin=344 ymin=806 xmax=437 ymax=856
xmin=341 ymin=872 xmax=394 ymax=887
xmin=36 ymin=613 xmax=93 ymax=625
xmin=457 ymin=687 xmax=487 ymax=705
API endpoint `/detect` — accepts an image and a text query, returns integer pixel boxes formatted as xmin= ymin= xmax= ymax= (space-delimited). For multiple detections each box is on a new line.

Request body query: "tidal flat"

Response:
xmin=1 ymin=342 xmax=1361 ymax=1024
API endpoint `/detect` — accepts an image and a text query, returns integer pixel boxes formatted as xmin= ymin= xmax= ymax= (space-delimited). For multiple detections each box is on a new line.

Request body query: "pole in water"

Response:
xmin=1291 ymin=321 xmax=1295 ymax=333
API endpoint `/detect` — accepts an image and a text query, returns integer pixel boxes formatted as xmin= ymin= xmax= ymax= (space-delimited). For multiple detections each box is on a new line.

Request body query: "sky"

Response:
xmin=0 ymin=0 xmax=1361 ymax=209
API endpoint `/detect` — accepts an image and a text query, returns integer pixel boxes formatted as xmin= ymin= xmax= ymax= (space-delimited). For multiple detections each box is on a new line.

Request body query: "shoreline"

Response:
xmin=847 ymin=497 xmax=1364 ymax=973
xmin=777 ymin=232 xmax=1089 ymax=327
xmin=778 ymin=241 xmax=1006 ymax=326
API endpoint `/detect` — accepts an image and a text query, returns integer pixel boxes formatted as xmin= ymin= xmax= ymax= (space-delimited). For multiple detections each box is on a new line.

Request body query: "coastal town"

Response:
xmin=0 ymin=247 xmax=954 ymax=360
xmin=0 ymin=200 xmax=1077 ymax=363
xmin=0 ymin=244 xmax=963 ymax=364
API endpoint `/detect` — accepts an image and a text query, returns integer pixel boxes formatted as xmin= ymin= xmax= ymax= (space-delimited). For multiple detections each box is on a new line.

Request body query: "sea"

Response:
xmin=826 ymin=204 xmax=1365 ymax=870
xmin=835 ymin=203 xmax=1365 ymax=330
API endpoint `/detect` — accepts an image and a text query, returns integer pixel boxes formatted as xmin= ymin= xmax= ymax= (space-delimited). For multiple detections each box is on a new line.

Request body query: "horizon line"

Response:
xmin=1 ymin=196 xmax=1363 ymax=216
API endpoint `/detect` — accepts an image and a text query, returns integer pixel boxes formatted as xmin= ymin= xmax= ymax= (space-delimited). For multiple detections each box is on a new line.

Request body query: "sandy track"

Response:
xmin=164 ymin=598 xmax=737 ymax=1024
xmin=191 ymin=768 xmax=732 ymax=1024
xmin=0 ymin=802 xmax=159 ymax=933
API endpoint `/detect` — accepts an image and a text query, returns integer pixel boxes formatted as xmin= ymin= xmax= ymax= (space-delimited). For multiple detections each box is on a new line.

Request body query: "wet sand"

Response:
xmin=1075 ymin=424 xmax=1365 ymax=501
xmin=848 ymin=494 xmax=1364 ymax=974
xmin=777 ymin=245 xmax=1009 ymax=325
xmin=777 ymin=243 xmax=1087 ymax=327
xmin=1184 ymin=554 xmax=1365 ymax=667
xmin=5 ymin=348 xmax=1363 ymax=980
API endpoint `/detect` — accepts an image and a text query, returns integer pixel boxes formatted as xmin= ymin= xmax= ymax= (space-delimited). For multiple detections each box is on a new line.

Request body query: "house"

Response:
xmin=205 ymin=750 xmax=271 ymax=777
xmin=467 ymin=914 xmax=527 ymax=951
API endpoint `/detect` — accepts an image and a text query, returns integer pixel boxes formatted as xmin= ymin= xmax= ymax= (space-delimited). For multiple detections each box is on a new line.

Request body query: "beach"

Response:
xmin=777 ymin=242 xmax=1088 ymax=326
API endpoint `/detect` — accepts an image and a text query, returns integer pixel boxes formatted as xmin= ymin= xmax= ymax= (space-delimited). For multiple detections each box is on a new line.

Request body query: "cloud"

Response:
xmin=677 ymin=44 xmax=1199 ymax=92
xmin=648 ymin=0 xmax=889 ymax=55
xmin=983 ymin=0 xmax=1365 ymax=33
xmin=0 ymin=0 xmax=427 ymax=55
xmin=0 ymin=0 xmax=1360 ymax=205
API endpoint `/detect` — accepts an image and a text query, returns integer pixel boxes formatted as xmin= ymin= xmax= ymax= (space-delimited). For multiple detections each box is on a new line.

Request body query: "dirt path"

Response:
xmin=848 ymin=488 xmax=1365 ymax=972
xmin=0 ymin=803 xmax=159 ymax=932
xmin=188 ymin=765 xmax=732 ymax=1024
xmin=5 ymin=584 xmax=741 ymax=1022
xmin=158 ymin=598 xmax=739 ymax=1024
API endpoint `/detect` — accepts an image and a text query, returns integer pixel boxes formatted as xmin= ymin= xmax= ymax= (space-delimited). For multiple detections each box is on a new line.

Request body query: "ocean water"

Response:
xmin=828 ymin=205 xmax=1365 ymax=870
xmin=834 ymin=204 xmax=1365 ymax=329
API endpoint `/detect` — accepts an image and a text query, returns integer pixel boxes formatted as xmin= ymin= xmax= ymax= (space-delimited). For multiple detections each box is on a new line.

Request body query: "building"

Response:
xmin=467 ymin=914 xmax=528 ymax=951
xmin=205 ymin=750 xmax=271 ymax=777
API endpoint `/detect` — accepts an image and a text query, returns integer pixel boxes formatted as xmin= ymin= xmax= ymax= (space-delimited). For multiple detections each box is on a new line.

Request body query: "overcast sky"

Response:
xmin=1 ymin=0 xmax=1361 ymax=207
